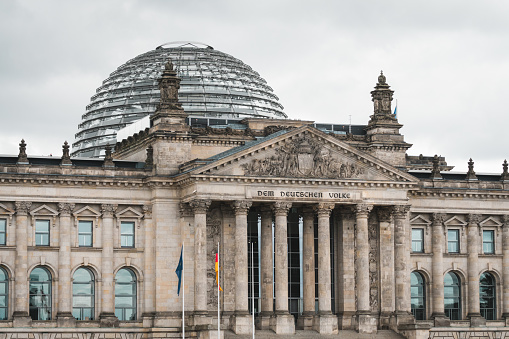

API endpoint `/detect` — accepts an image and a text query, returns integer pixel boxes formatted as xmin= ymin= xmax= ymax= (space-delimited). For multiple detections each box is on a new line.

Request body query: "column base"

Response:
xmin=270 ymin=313 xmax=295 ymax=334
xmin=256 ymin=311 xmax=273 ymax=330
xmin=230 ymin=313 xmax=253 ymax=335
xmin=296 ymin=311 xmax=315 ymax=330
xmin=313 ymin=313 xmax=338 ymax=334
xmin=337 ymin=311 xmax=355 ymax=330
xmin=431 ymin=312 xmax=450 ymax=327
xmin=56 ymin=312 xmax=77 ymax=327
xmin=467 ymin=313 xmax=486 ymax=327
xmin=12 ymin=311 xmax=32 ymax=327
xmin=99 ymin=312 xmax=119 ymax=327
xmin=394 ymin=311 xmax=415 ymax=326
xmin=357 ymin=312 xmax=377 ymax=334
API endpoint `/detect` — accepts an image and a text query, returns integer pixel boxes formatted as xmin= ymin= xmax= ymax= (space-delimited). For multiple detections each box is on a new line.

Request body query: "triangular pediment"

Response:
xmin=73 ymin=206 xmax=101 ymax=218
xmin=480 ymin=217 xmax=502 ymax=227
xmin=0 ymin=203 xmax=14 ymax=216
xmin=190 ymin=126 xmax=418 ymax=183
xmin=30 ymin=204 xmax=58 ymax=217
xmin=410 ymin=215 xmax=431 ymax=225
xmin=445 ymin=216 xmax=467 ymax=227
xmin=116 ymin=207 xmax=143 ymax=219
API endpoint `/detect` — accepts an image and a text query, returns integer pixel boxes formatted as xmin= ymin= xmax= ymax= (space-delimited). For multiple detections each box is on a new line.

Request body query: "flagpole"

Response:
xmin=251 ymin=241 xmax=255 ymax=339
xmin=183 ymin=243 xmax=185 ymax=339
xmin=217 ymin=241 xmax=220 ymax=339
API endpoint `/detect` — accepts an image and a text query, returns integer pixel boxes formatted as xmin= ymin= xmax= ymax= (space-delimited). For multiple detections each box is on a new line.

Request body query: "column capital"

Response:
xmin=15 ymin=201 xmax=32 ymax=215
xmin=179 ymin=202 xmax=193 ymax=217
xmin=432 ymin=212 xmax=447 ymax=226
xmin=377 ymin=207 xmax=393 ymax=222
xmin=355 ymin=203 xmax=373 ymax=217
xmin=231 ymin=200 xmax=252 ymax=215
xmin=189 ymin=199 xmax=211 ymax=214
xmin=272 ymin=201 xmax=292 ymax=216
xmin=314 ymin=203 xmax=335 ymax=217
xmin=392 ymin=205 xmax=410 ymax=219
xmin=58 ymin=203 xmax=75 ymax=216
xmin=101 ymin=204 xmax=117 ymax=217
xmin=466 ymin=213 xmax=482 ymax=226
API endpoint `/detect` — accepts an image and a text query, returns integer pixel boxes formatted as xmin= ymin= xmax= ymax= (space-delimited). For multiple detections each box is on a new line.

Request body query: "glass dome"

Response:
xmin=72 ymin=42 xmax=287 ymax=157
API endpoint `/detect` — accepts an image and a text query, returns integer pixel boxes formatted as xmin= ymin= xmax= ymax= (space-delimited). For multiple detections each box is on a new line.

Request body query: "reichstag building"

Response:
xmin=0 ymin=42 xmax=508 ymax=339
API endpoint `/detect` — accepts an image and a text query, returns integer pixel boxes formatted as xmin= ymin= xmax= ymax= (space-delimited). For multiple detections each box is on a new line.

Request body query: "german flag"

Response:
xmin=215 ymin=253 xmax=223 ymax=291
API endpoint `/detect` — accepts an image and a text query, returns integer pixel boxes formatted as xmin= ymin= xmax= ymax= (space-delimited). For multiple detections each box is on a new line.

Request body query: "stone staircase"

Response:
xmin=224 ymin=329 xmax=406 ymax=338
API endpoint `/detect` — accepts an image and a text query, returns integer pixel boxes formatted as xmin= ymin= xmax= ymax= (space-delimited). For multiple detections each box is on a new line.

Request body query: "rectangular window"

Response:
xmin=120 ymin=222 xmax=135 ymax=248
xmin=35 ymin=220 xmax=50 ymax=246
xmin=78 ymin=221 xmax=93 ymax=247
xmin=447 ymin=229 xmax=460 ymax=253
xmin=411 ymin=228 xmax=424 ymax=253
xmin=0 ymin=219 xmax=6 ymax=245
xmin=483 ymin=230 xmax=495 ymax=254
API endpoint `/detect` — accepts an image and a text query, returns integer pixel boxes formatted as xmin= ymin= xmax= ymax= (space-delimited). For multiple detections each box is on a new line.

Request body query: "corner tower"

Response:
xmin=365 ymin=72 xmax=411 ymax=167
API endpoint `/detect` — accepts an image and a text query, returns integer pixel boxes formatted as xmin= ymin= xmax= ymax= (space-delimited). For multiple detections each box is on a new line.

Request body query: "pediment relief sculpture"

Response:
xmin=241 ymin=136 xmax=364 ymax=179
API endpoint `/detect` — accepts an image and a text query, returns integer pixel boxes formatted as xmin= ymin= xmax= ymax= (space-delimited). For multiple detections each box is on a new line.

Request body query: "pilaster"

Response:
xmin=503 ymin=216 xmax=509 ymax=324
xmin=355 ymin=203 xmax=376 ymax=334
xmin=258 ymin=205 xmax=273 ymax=330
xmin=230 ymin=200 xmax=253 ymax=335
xmin=99 ymin=204 xmax=119 ymax=327
xmin=430 ymin=213 xmax=449 ymax=326
xmin=142 ymin=204 xmax=155 ymax=327
xmin=270 ymin=201 xmax=295 ymax=335
xmin=57 ymin=202 xmax=76 ymax=327
xmin=466 ymin=213 xmax=485 ymax=326
xmin=377 ymin=207 xmax=395 ymax=329
xmin=13 ymin=201 xmax=32 ymax=326
xmin=297 ymin=207 xmax=315 ymax=330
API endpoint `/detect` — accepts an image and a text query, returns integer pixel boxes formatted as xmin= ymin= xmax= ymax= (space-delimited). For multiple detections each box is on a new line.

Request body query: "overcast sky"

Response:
xmin=1 ymin=0 xmax=508 ymax=173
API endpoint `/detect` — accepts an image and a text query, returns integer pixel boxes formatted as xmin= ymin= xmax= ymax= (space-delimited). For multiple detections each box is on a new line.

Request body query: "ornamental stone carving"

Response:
xmin=15 ymin=201 xmax=32 ymax=215
xmin=503 ymin=215 xmax=509 ymax=227
xmin=393 ymin=205 xmax=410 ymax=219
xmin=272 ymin=201 xmax=292 ymax=216
xmin=241 ymin=136 xmax=364 ymax=179
xmin=17 ymin=139 xmax=28 ymax=164
xmin=355 ymin=203 xmax=373 ymax=217
xmin=231 ymin=200 xmax=252 ymax=215
xmin=377 ymin=207 xmax=392 ymax=223
xmin=58 ymin=203 xmax=75 ymax=216
xmin=466 ymin=213 xmax=482 ymax=225
xmin=432 ymin=212 xmax=447 ymax=226
xmin=101 ymin=204 xmax=117 ymax=217
xmin=368 ymin=217 xmax=379 ymax=312
xmin=143 ymin=205 xmax=152 ymax=219
xmin=314 ymin=203 xmax=335 ymax=217
xmin=179 ymin=202 xmax=193 ymax=218
xmin=189 ymin=199 xmax=211 ymax=214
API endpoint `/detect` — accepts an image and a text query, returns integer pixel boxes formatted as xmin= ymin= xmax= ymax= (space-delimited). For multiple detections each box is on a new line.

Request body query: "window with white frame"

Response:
xmin=78 ymin=221 xmax=93 ymax=247
xmin=0 ymin=219 xmax=6 ymax=246
xmin=35 ymin=220 xmax=50 ymax=246
xmin=483 ymin=230 xmax=495 ymax=254
xmin=447 ymin=229 xmax=460 ymax=253
xmin=120 ymin=221 xmax=135 ymax=248
xmin=412 ymin=228 xmax=424 ymax=253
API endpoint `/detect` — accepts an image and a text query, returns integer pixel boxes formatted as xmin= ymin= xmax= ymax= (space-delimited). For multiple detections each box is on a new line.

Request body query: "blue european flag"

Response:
xmin=175 ymin=246 xmax=183 ymax=296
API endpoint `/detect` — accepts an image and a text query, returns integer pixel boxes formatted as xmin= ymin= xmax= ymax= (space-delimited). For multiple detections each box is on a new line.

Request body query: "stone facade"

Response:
xmin=0 ymin=70 xmax=508 ymax=339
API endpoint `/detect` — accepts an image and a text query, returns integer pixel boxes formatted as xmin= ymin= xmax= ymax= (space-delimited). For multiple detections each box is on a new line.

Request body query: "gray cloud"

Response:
xmin=1 ymin=0 xmax=508 ymax=172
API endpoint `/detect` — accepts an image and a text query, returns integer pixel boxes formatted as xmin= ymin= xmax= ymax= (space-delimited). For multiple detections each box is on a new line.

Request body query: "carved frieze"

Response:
xmin=432 ymin=212 xmax=447 ymax=226
xmin=143 ymin=205 xmax=152 ymax=219
xmin=241 ymin=136 xmax=364 ymax=179
xmin=466 ymin=213 xmax=482 ymax=225
xmin=15 ymin=201 xmax=32 ymax=215
xmin=101 ymin=204 xmax=117 ymax=217
xmin=58 ymin=203 xmax=75 ymax=216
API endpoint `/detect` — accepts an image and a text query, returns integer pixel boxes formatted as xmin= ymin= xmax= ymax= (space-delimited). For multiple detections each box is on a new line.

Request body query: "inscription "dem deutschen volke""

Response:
xmin=257 ymin=190 xmax=351 ymax=199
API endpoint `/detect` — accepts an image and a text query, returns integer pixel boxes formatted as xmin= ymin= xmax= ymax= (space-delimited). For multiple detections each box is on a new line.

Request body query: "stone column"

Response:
xmin=297 ymin=207 xmax=315 ymax=330
xmin=431 ymin=213 xmax=449 ymax=326
xmin=355 ymin=203 xmax=376 ymax=334
xmin=57 ymin=203 xmax=76 ymax=326
xmin=99 ymin=204 xmax=118 ymax=327
xmin=393 ymin=205 xmax=415 ymax=327
xmin=503 ymin=216 xmax=509 ymax=323
xmin=466 ymin=214 xmax=485 ymax=326
xmin=377 ymin=207 xmax=395 ymax=328
xmin=270 ymin=201 xmax=295 ymax=334
xmin=313 ymin=203 xmax=338 ymax=334
xmin=337 ymin=207 xmax=356 ymax=329
xmin=230 ymin=200 xmax=252 ymax=334
xmin=258 ymin=205 xmax=273 ymax=330
xmin=189 ymin=199 xmax=211 ymax=316
xmin=142 ymin=205 xmax=155 ymax=326
xmin=13 ymin=201 xmax=32 ymax=326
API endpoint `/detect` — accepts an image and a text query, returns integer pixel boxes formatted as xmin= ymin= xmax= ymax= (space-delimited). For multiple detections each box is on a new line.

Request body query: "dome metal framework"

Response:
xmin=72 ymin=42 xmax=287 ymax=157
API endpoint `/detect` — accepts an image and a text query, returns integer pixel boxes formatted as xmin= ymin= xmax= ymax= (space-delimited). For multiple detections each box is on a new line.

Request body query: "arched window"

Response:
xmin=480 ymin=272 xmax=496 ymax=320
xmin=73 ymin=268 xmax=95 ymax=320
xmin=29 ymin=267 xmax=52 ymax=320
xmin=444 ymin=272 xmax=461 ymax=320
xmin=0 ymin=267 xmax=8 ymax=320
xmin=411 ymin=271 xmax=426 ymax=320
xmin=115 ymin=268 xmax=136 ymax=321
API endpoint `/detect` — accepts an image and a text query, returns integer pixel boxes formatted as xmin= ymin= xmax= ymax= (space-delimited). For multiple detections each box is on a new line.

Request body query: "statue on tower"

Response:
xmin=370 ymin=71 xmax=395 ymax=118
xmin=157 ymin=59 xmax=182 ymax=111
